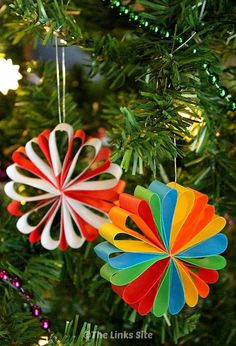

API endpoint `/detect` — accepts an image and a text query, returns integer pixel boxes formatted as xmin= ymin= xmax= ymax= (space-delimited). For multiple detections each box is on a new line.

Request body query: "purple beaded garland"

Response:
xmin=0 ymin=270 xmax=9 ymax=280
xmin=41 ymin=318 xmax=50 ymax=331
xmin=32 ymin=305 xmax=42 ymax=317
xmin=11 ymin=277 xmax=22 ymax=288
xmin=20 ymin=287 xmax=32 ymax=300
xmin=0 ymin=269 xmax=51 ymax=332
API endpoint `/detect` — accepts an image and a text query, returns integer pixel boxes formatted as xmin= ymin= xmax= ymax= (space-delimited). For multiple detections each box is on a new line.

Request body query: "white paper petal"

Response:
xmin=17 ymin=214 xmax=38 ymax=234
xmin=40 ymin=202 xmax=61 ymax=250
xmin=6 ymin=165 xmax=60 ymax=195
xmin=25 ymin=138 xmax=57 ymax=186
xmin=49 ymin=123 xmax=74 ymax=177
xmin=5 ymin=122 xmax=123 ymax=251
xmin=62 ymin=198 xmax=85 ymax=248
xmin=66 ymin=163 xmax=122 ymax=191
xmin=4 ymin=181 xmax=54 ymax=202
xmin=17 ymin=199 xmax=58 ymax=234
xmin=66 ymin=197 xmax=108 ymax=228
xmin=63 ymin=137 xmax=102 ymax=188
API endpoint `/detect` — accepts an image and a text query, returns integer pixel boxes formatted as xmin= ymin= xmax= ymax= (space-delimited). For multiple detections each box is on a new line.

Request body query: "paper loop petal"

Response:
xmin=5 ymin=123 xmax=124 ymax=250
xmin=95 ymin=180 xmax=227 ymax=317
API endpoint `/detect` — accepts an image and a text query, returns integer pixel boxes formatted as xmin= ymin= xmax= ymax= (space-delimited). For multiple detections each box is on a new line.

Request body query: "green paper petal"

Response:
xmin=180 ymin=255 xmax=227 ymax=270
xmin=152 ymin=264 xmax=171 ymax=317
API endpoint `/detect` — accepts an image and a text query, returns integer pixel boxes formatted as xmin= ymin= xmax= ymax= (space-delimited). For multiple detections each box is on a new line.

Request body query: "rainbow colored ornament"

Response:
xmin=94 ymin=181 xmax=228 ymax=316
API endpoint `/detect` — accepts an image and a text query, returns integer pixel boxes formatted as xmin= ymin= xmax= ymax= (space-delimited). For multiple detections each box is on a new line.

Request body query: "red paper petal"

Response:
xmin=196 ymin=268 xmax=219 ymax=284
xmin=7 ymin=201 xmax=23 ymax=217
xmin=137 ymin=280 xmax=161 ymax=315
xmin=123 ymin=258 xmax=170 ymax=304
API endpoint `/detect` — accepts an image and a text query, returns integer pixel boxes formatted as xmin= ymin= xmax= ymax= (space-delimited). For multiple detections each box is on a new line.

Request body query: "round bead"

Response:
xmin=123 ymin=7 xmax=130 ymax=15
xmin=229 ymin=101 xmax=236 ymax=111
xmin=208 ymin=74 xmax=219 ymax=85
xmin=225 ymin=94 xmax=232 ymax=102
xmin=149 ymin=25 xmax=159 ymax=34
xmin=0 ymin=270 xmax=9 ymax=280
xmin=165 ymin=31 xmax=170 ymax=38
xmin=110 ymin=0 xmax=120 ymax=7
xmin=175 ymin=36 xmax=183 ymax=45
xmin=41 ymin=318 xmax=51 ymax=331
xmin=11 ymin=277 xmax=22 ymax=289
xmin=32 ymin=305 xmax=42 ymax=317
xmin=216 ymin=86 xmax=228 ymax=98
xmin=202 ymin=62 xmax=210 ymax=70
xmin=119 ymin=6 xmax=130 ymax=16
xmin=129 ymin=12 xmax=139 ymax=22
xmin=160 ymin=29 xmax=170 ymax=39
xmin=139 ymin=18 xmax=149 ymax=29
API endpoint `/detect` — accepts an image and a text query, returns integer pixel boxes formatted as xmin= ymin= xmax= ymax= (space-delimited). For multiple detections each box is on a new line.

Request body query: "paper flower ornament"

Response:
xmin=95 ymin=181 xmax=227 ymax=316
xmin=5 ymin=123 xmax=124 ymax=250
xmin=0 ymin=58 xmax=22 ymax=95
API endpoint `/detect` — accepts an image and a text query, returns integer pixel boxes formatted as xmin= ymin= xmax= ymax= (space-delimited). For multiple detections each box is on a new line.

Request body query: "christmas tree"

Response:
xmin=0 ymin=0 xmax=235 ymax=345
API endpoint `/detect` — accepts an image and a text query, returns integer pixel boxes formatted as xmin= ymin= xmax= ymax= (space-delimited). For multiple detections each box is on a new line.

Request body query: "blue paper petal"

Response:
xmin=94 ymin=241 xmax=166 ymax=269
xmin=109 ymin=253 xmax=167 ymax=269
xmin=149 ymin=181 xmax=177 ymax=250
xmin=94 ymin=241 xmax=122 ymax=262
xmin=168 ymin=260 xmax=185 ymax=315
xmin=177 ymin=234 xmax=228 ymax=258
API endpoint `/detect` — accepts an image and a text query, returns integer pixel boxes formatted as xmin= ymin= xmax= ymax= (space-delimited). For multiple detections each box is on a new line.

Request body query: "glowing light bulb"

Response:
xmin=178 ymin=107 xmax=205 ymax=141
xmin=0 ymin=58 xmax=22 ymax=95
xmin=38 ymin=336 xmax=49 ymax=346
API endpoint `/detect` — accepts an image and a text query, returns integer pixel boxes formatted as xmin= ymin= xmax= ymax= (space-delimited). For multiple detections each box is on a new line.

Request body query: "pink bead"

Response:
xmin=32 ymin=305 xmax=41 ymax=317
xmin=41 ymin=318 xmax=50 ymax=330
xmin=11 ymin=277 xmax=22 ymax=288
xmin=0 ymin=270 xmax=9 ymax=280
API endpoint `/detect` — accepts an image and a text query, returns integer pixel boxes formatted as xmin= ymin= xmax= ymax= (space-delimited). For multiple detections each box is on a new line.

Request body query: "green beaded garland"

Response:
xmin=129 ymin=12 xmax=139 ymax=23
xmin=101 ymin=0 xmax=236 ymax=112
xmin=139 ymin=18 xmax=149 ymax=28
xmin=111 ymin=0 xmax=120 ymax=8
xmin=216 ymin=87 xmax=228 ymax=98
xmin=208 ymin=74 xmax=219 ymax=85
xmin=160 ymin=29 xmax=170 ymax=39
xmin=175 ymin=36 xmax=183 ymax=45
xmin=229 ymin=101 xmax=236 ymax=111
xmin=202 ymin=62 xmax=210 ymax=70
xmin=205 ymin=68 xmax=211 ymax=76
xmin=149 ymin=25 xmax=159 ymax=34
xmin=119 ymin=5 xmax=127 ymax=15
xmin=119 ymin=6 xmax=130 ymax=15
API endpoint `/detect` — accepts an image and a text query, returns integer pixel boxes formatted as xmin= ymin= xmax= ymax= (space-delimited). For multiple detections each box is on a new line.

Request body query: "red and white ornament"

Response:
xmin=5 ymin=123 xmax=124 ymax=250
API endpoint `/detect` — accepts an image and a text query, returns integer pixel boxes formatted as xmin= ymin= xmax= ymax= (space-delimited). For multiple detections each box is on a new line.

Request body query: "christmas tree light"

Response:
xmin=0 ymin=58 xmax=22 ymax=95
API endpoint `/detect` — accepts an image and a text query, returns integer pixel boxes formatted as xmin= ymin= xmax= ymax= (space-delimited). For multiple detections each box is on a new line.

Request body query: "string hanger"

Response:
xmin=174 ymin=135 xmax=177 ymax=183
xmin=55 ymin=35 xmax=66 ymax=124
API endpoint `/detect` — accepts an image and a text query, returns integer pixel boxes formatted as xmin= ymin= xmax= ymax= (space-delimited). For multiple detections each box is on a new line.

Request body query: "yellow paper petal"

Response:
xmin=167 ymin=183 xmax=195 ymax=248
xmin=175 ymin=259 xmax=198 ymax=307
xmin=99 ymin=223 xmax=165 ymax=253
